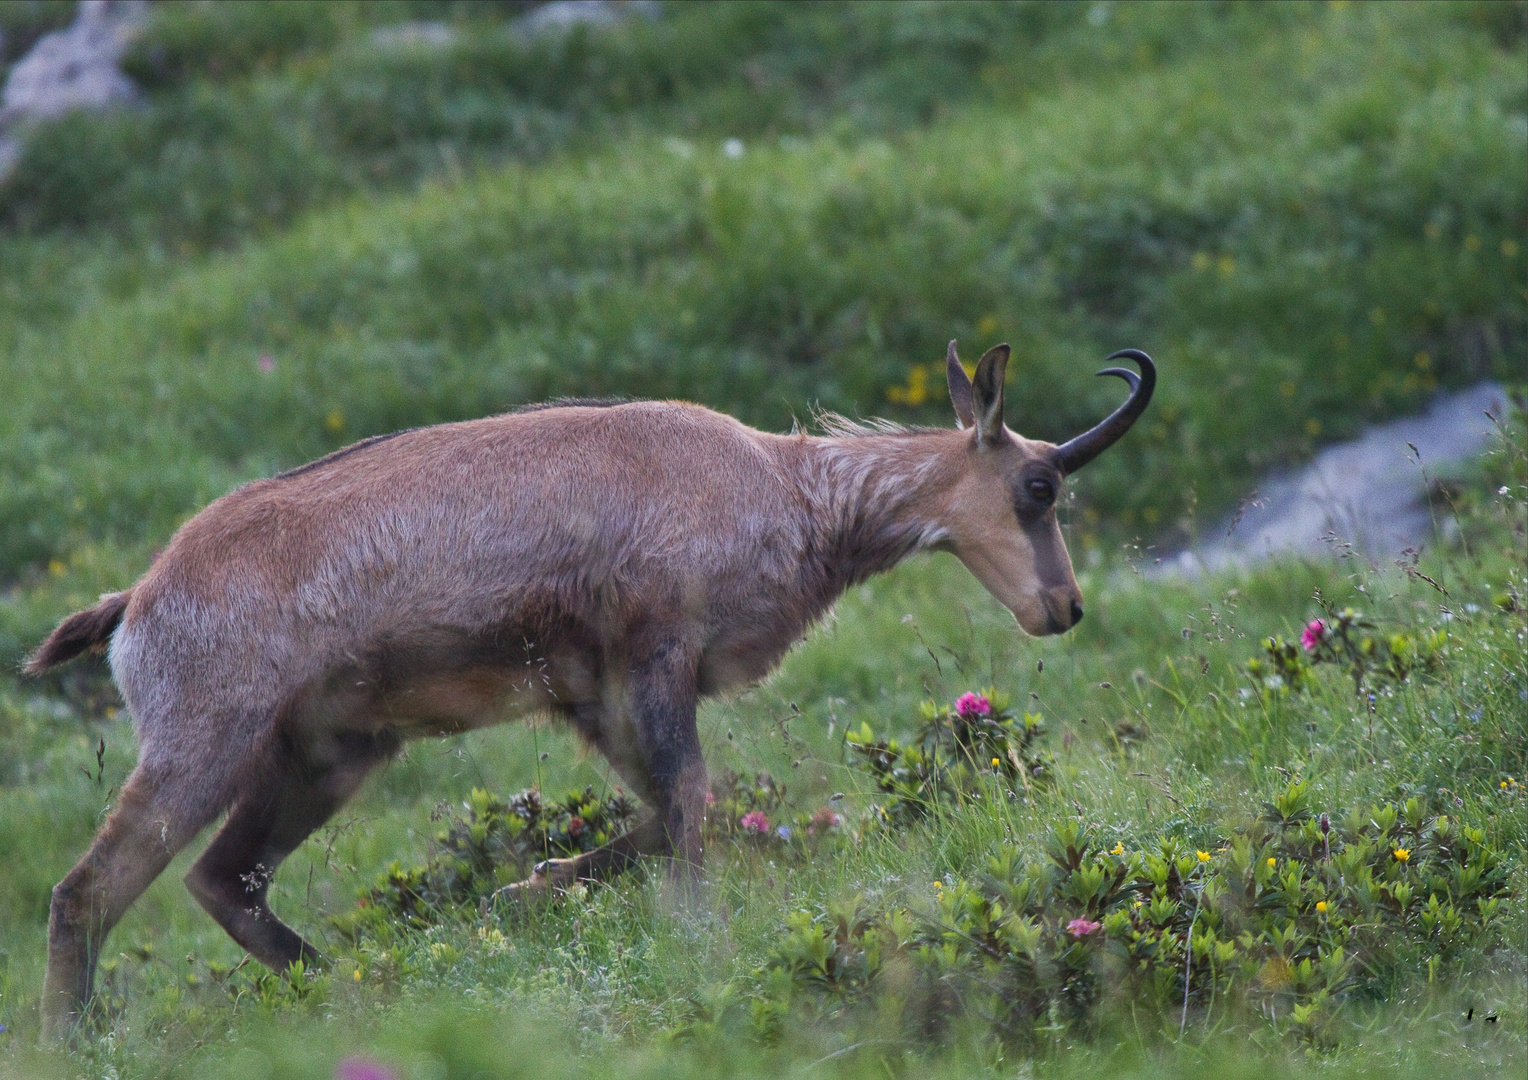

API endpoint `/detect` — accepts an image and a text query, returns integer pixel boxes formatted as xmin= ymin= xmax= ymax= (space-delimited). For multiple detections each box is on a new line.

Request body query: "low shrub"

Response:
xmin=752 ymin=783 xmax=1511 ymax=1048
xmin=847 ymin=689 xmax=1052 ymax=828
xmin=334 ymin=785 xmax=637 ymax=938
xmin=1247 ymin=604 xmax=1448 ymax=696
xmin=705 ymin=767 xmax=846 ymax=852
xmin=335 ymin=769 xmax=847 ymax=940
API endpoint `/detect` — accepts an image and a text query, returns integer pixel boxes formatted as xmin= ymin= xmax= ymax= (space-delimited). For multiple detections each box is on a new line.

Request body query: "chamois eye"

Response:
xmin=1027 ymin=479 xmax=1055 ymax=504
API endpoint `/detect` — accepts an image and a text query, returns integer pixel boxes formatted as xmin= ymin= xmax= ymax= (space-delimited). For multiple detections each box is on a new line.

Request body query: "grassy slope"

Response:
xmin=0 ymin=2 xmax=1522 ymax=592
xmin=0 ymin=461 xmax=1522 ymax=1078
xmin=0 ymin=1 xmax=1523 ymax=1075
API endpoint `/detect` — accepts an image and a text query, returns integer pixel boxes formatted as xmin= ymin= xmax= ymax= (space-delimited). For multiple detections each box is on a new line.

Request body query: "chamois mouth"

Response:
xmin=1041 ymin=599 xmax=1084 ymax=636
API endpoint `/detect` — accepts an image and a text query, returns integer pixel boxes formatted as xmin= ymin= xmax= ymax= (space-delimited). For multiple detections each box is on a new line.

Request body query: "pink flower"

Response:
xmin=258 ymin=354 xmax=275 ymax=373
xmin=1066 ymin=918 xmax=1102 ymax=938
xmin=1300 ymin=619 xmax=1327 ymax=652
xmin=955 ymin=692 xmax=991 ymax=719
xmin=704 ymin=791 xmax=716 ymax=807
xmin=809 ymin=806 xmax=844 ymax=834
xmin=740 ymin=810 xmax=770 ymax=834
xmin=336 ymin=1060 xmax=399 ymax=1080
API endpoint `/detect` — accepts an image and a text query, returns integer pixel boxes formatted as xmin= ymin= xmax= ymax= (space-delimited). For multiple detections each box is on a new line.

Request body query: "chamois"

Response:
xmin=28 ymin=341 xmax=1153 ymax=1037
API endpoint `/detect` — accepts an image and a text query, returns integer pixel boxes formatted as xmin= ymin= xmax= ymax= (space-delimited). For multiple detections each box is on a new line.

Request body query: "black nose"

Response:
xmin=1069 ymin=599 xmax=1084 ymax=626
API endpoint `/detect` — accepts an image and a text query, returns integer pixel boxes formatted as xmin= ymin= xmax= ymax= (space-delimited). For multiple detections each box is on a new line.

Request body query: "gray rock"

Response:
xmin=369 ymin=21 xmax=457 ymax=50
xmin=516 ymin=0 xmax=660 ymax=37
xmin=1171 ymin=381 xmax=1510 ymax=574
xmin=0 ymin=0 xmax=147 ymax=179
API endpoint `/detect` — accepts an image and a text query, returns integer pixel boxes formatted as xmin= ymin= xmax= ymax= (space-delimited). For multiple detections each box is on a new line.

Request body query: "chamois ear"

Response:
xmin=971 ymin=343 xmax=1010 ymax=445
xmin=946 ymin=340 xmax=975 ymax=429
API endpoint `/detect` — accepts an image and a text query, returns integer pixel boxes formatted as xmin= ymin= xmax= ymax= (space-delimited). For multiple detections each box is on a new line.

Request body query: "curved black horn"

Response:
xmin=1053 ymin=349 xmax=1156 ymax=474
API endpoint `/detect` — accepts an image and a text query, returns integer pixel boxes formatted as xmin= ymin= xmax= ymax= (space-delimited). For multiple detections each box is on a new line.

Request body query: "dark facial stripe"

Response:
xmin=1021 ymin=514 xmax=1072 ymax=590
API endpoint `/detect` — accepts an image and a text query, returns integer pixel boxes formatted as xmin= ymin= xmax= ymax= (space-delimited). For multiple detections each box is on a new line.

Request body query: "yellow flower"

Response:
xmin=886 ymin=364 xmax=931 ymax=406
xmin=1267 ymin=857 xmax=1277 ymax=867
xmin=932 ymin=880 xmax=943 ymax=890
xmin=325 ymin=408 xmax=345 ymax=432
xmin=992 ymin=757 xmax=1001 ymax=767
xmin=353 ymin=968 xmax=363 ymax=981
xmin=1315 ymin=901 xmax=1328 ymax=913
xmin=1110 ymin=843 xmax=1124 ymax=856
xmin=1393 ymin=848 xmax=1410 ymax=862
xmin=1196 ymin=850 xmax=1211 ymax=863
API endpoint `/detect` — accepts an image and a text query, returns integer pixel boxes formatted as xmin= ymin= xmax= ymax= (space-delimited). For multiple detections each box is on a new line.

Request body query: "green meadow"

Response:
xmin=0 ymin=2 xmax=1522 ymax=1076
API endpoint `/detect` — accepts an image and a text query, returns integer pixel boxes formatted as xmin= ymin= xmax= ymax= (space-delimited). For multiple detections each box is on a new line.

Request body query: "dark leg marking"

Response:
xmin=503 ymin=641 xmax=706 ymax=897
xmin=184 ymin=733 xmax=392 ymax=972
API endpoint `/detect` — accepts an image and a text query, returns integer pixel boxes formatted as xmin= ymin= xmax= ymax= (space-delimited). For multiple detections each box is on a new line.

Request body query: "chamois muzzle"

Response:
xmin=1053 ymin=349 xmax=1156 ymax=474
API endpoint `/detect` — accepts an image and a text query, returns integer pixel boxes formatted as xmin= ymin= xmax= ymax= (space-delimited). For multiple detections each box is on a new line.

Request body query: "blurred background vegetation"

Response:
xmin=0 ymin=0 xmax=1522 ymax=638
xmin=0 ymin=4 xmax=1523 ymax=1075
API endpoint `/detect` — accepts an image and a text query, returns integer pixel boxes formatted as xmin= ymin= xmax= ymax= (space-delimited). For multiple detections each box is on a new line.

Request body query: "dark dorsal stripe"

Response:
xmin=272 ymin=399 xmax=633 ymax=482
xmin=271 ymin=429 xmax=418 ymax=481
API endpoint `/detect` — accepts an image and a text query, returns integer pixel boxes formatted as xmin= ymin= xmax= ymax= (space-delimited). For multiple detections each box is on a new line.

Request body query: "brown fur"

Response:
xmin=23 ymin=591 xmax=131 ymax=675
xmin=29 ymin=341 xmax=1142 ymax=1038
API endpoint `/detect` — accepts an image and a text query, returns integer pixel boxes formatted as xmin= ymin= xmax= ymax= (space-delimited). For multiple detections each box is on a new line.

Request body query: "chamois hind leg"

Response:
xmin=508 ymin=641 xmax=706 ymax=896
xmin=184 ymin=734 xmax=389 ymax=973
xmin=43 ymin=763 xmax=226 ymax=1040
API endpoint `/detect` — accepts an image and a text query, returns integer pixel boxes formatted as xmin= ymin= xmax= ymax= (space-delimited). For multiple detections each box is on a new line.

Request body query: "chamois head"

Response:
xmin=941 ymin=341 xmax=1155 ymax=636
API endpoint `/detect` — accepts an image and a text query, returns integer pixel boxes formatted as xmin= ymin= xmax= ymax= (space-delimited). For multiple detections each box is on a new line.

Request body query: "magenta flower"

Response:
xmin=955 ymin=692 xmax=991 ymax=719
xmin=809 ymin=806 xmax=844 ymax=834
xmin=740 ymin=810 xmax=770 ymax=834
xmin=336 ymin=1059 xmax=400 ymax=1080
xmin=1300 ymin=619 xmax=1327 ymax=652
xmin=1066 ymin=918 xmax=1102 ymax=938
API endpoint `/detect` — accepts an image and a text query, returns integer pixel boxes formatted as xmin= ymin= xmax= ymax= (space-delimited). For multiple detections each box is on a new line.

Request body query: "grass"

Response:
xmin=0 ymin=441 xmax=1521 ymax=1076
xmin=0 ymin=1 xmax=1523 ymax=1076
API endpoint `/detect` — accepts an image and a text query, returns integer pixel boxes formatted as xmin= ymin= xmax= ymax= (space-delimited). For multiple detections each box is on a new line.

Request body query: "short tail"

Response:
xmin=24 ymin=589 xmax=133 ymax=675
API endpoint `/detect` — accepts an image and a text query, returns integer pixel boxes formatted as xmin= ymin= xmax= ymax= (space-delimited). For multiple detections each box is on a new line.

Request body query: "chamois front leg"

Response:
xmin=504 ymin=641 xmax=706 ymax=898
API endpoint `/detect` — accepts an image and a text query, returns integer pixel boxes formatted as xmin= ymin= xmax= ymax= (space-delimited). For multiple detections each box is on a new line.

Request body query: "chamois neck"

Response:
xmin=796 ymin=429 xmax=960 ymax=588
